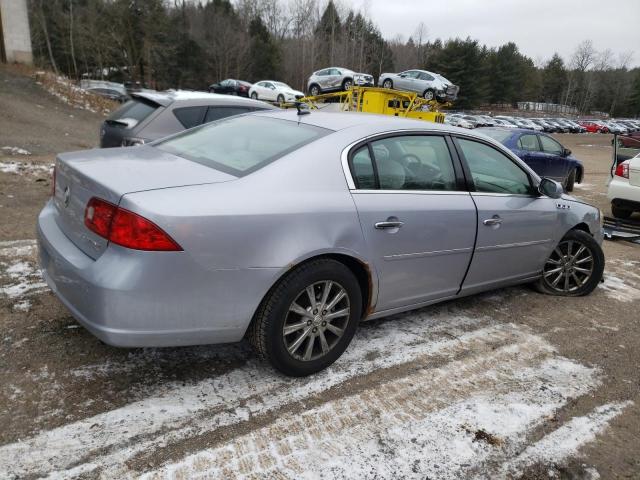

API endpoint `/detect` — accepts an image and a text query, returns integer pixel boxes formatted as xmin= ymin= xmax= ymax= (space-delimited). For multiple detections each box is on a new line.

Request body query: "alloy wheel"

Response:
xmin=542 ymin=240 xmax=594 ymax=293
xmin=283 ymin=280 xmax=350 ymax=361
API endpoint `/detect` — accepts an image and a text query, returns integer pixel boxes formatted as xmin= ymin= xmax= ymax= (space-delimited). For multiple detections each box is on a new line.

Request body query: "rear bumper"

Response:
xmin=37 ymin=200 xmax=280 ymax=347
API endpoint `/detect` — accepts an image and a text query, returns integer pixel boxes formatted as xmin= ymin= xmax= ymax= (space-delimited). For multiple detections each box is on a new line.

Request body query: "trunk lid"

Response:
xmin=53 ymin=146 xmax=236 ymax=259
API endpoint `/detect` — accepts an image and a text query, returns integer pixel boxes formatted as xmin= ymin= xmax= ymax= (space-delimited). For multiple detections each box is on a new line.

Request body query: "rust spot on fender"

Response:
xmin=362 ymin=261 xmax=376 ymax=318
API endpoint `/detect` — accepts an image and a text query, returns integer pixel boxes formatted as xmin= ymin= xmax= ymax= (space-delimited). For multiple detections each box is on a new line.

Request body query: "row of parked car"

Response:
xmin=445 ymin=113 xmax=640 ymax=135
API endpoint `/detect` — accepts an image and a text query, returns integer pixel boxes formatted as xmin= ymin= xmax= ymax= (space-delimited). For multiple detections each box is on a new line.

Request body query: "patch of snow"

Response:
xmin=502 ymin=401 xmax=632 ymax=476
xmin=599 ymin=275 xmax=640 ymax=302
xmin=0 ymin=257 xmax=47 ymax=300
xmin=573 ymin=183 xmax=593 ymax=190
xmin=2 ymin=146 xmax=31 ymax=156
xmin=0 ymin=161 xmax=53 ymax=176
xmin=13 ymin=299 xmax=31 ymax=312
xmin=0 ymin=239 xmax=37 ymax=257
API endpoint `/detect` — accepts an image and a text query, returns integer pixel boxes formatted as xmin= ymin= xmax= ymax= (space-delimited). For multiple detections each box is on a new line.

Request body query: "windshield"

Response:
xmin=478 ymin=128 xmax=514 ymax=143
xmin=156 ymin=116 xmax=331 ymax=177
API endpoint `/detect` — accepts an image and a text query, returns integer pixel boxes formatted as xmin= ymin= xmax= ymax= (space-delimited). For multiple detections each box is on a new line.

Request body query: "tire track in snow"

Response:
xmin=139 ymin=340 xmax=603 ymax=479
xmin=1 ymin=314 xmax=493 ymax=478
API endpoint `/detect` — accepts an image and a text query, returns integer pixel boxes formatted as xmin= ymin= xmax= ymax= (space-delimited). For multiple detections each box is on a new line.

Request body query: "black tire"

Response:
xmin=277 ymin=94 xmax=285 ymax=104
xmin=564 ymin=169 xmax=576 ymax=192
xmin=382 ymin=79 xmax=393 ymax=89
xmin=309 ymin=84 xmax=320 ymax=96
xmin=247 ymin=259 xmax=362 ymax=376
xmin=535 ymin=229 xmax=604 ymax=297
xmin=251 ymin=92 xmax=258 ymax=100
xmin=611 ymin=205 xmax=632 ymax=219
xmin=423 ymin=89 xmax=435 ymax=100
xmin=342 ymin=78 xmax=353 ymax=91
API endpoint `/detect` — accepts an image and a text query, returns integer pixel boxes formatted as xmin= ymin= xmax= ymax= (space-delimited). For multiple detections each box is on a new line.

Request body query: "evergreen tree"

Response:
xmin=541 ymin=54 xmax=567 ymax=104
xmin=248 ymin=16 xmax=280 ymax=81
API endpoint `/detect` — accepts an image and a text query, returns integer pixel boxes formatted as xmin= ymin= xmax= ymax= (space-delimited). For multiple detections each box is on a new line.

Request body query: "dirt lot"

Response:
xmin=0 ymin=66 xmax=638 ymax=479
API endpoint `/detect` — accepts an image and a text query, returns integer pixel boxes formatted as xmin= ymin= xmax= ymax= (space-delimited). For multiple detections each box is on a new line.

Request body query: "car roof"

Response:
xmin=252 ymin=109 xmax=459 ymax=134
xmin=131 ymin=90 xmax=271 ymax=108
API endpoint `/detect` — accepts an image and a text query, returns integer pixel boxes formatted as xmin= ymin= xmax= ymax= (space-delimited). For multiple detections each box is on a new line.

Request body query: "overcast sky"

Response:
xmin=358 ymin=0 xmax=640 ymax=67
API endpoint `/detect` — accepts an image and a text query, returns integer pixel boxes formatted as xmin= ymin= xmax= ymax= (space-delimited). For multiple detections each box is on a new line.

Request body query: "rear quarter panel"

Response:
xmin=119 ymin=129 xmax=372 ymax=272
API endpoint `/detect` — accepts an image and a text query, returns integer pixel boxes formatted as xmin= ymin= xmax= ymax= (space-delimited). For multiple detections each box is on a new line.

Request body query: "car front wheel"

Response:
xmin=248 ymin=259 xmax=362 ymax=376
xmin=535 ymin=229 xmax=604 ymax=296
xmin=309 ymin=84 xmax=320 ymax=96
xmin=423 ymin=89 xmax=435 ymax=100
xmin=382 ymin=79 xmax=393 ymax=89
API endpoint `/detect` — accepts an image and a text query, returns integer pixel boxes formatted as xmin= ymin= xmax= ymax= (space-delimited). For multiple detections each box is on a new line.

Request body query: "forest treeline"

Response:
xmin=28 ymin=0 xmax=640 ymax=116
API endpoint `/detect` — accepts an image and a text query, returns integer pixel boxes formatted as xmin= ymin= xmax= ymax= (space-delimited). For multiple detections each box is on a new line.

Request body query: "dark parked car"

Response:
xmin=100 ymin=90 xmax=277 ymax=148
xmin=530 ymin=118 xmax=557 ymax=133
xmin=480 ymin=128 xmax=583 ymax=191
xmin=208 ymin=79 xmax=252 ymax=97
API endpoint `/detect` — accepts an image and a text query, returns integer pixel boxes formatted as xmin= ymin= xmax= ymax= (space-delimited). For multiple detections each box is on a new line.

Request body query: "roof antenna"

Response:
xmin=295 ymin=101 xmax=310 ymax=116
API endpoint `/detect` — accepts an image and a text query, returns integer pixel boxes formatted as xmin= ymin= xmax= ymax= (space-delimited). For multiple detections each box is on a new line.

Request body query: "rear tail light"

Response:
xmin=614 ymin=161 xmax=630 ymax=179
xmin=84 ymin=197 xmax=182 ymax=251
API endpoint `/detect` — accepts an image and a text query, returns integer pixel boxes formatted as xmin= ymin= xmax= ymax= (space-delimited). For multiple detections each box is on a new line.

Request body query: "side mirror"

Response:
xmin=563 ymin=148 xmax=571 ymax=157
xmin=399 ymin=73 xmax=407 ymax=78
xmin=539 ymin=177 xmax=563 ymax=199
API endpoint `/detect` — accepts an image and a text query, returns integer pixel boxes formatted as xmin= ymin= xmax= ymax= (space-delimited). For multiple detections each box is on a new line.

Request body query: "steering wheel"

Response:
xmin=399 ymin=153 xmax=446 ymax=189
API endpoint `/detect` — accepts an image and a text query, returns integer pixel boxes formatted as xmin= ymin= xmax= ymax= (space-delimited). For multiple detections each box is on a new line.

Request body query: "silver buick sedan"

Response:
xmin=38 ymin=110 xmax=605 ymax=376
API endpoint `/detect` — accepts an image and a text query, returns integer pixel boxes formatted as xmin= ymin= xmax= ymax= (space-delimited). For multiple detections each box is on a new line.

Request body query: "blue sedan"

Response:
xmin=479 ymin=128 xmax=583 ymax=191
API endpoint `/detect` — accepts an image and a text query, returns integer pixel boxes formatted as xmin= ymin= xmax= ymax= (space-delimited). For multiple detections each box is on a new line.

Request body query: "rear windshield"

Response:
xmin=107 ymin=98 xmax=159 ymax=128
xmin=478 ymin=128 xmax=514 ymax=143
xmin=156 ymin=115 xmax=331 ymax=177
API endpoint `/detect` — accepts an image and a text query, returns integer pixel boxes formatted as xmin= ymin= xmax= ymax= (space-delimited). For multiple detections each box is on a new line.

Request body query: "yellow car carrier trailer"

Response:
xmin=297 ymin=86 xmax=448 ymax=124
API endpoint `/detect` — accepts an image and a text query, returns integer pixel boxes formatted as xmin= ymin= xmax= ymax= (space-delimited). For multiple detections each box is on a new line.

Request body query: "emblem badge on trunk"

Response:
xmin=63 ymin=187 xmax=70 ymax=207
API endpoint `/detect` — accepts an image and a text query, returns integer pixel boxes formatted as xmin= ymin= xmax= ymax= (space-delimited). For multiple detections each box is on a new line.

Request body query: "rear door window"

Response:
xmin=204 ymin=106 xmax=252 ymax=124
xmin=173 ymin=106 xmax=207 ymax=129
xmin=517 ymin=134 xmax=540 ymax=151
xmin=107 ymin=98 xmax=159 ymax=129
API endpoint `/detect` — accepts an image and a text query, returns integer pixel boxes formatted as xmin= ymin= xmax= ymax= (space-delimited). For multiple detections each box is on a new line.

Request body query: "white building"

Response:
xmin=0 ymin=0 xmax=33 ymax=65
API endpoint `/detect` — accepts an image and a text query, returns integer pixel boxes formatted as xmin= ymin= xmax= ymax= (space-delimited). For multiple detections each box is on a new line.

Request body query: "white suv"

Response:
xmin=607 ymin=153 xmax=640 ymax=219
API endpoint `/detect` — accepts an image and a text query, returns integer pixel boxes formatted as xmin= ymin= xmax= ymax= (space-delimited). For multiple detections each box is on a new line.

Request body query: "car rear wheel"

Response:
xmin=423 ymin=89 xmax=435 ymax=100
xmin=564 ymin=168 xmax=576 ymax=192
xmin=309 ymin=84 xmax=320 ymax=96
xmin=382 ymin=79 xmax=393 ymax=89
xmin=611 ymin=205 xmax=633 ymax=219
xmin=251 ymin=92 xmax=258 ymax=100
xmin=535 ymin=229 xmax=604 ymax=297
xmin=248 ymin=259 xmax=362 ymax=376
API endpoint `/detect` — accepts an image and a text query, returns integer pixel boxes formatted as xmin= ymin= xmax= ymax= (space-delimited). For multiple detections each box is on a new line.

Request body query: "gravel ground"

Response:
xmin=0 ymin=66 xmax=638 ymax=479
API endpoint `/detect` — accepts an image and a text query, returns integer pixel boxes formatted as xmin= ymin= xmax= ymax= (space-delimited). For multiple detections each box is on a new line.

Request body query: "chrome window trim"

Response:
xmin=353 ymin=189 xmax=469 ymax=196
xmin=340 ymin=128 xmax=458 ymax=192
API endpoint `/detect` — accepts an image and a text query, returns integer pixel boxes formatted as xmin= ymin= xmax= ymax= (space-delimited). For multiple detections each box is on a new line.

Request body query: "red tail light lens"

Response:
xmin=614 ymin=161 xmax=630 ymax=179
xmin=84 ymin=197 xmax=182 ymax=251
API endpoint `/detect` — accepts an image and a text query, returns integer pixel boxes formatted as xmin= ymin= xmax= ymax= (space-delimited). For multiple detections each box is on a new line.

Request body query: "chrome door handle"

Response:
xmin=375 ymin=221 xmax=404 ymax=230
xmin=483 ymin=217 xmax=502 ymax=226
